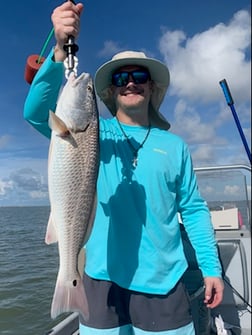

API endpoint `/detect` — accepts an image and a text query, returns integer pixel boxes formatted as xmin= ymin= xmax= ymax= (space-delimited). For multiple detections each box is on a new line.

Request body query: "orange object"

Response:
xmin=24 ymin=54 xmax=45 ymax=84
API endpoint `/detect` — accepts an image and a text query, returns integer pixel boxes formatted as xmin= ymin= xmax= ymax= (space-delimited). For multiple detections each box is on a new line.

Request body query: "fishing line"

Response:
xmin=223 ymin=275 xmax=252 ymax=313
xmin=24 ymin=26 xmax=55 ymax=84
xmin=37 ymin=27 xmax=55 ymax=64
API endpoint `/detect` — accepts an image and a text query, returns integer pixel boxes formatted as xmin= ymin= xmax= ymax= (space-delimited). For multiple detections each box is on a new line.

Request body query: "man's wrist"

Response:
xmin=53 ymin=45 xmax=66 ymax=62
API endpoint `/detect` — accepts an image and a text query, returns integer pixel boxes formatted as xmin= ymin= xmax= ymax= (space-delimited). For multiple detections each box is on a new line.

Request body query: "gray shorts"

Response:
xmin=80 ymin=272 xmax=193 ymax=332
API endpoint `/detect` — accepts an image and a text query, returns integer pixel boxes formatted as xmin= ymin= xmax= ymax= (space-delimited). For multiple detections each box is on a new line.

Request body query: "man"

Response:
xmin=24 ymin=2 xmax=224 ymax=334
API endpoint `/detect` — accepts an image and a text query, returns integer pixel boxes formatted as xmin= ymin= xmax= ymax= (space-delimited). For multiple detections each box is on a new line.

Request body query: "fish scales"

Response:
xmin=46 ymin=72 xmax=99 ymax=321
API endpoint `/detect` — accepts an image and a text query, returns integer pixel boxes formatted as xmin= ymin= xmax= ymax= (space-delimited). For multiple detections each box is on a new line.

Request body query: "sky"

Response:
xmin=0 ymin=0 xmax=251 ymax=206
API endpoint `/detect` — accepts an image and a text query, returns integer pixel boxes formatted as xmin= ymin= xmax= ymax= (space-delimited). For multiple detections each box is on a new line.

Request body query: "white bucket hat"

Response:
xmin=94 ymin=51 xmax=170 ymax=130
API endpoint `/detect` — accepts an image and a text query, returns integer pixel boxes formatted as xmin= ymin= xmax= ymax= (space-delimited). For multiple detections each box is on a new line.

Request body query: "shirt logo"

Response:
xmin=153 ymin=148 xmax=167 ymax=155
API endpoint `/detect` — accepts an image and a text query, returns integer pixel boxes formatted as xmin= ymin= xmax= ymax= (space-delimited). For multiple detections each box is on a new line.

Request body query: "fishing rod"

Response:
xmin=219 ymin=79 xmax=251 ymax=165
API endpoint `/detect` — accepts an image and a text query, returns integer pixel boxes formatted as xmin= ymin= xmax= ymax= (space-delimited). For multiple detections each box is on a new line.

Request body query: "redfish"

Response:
xmin=46 ymin=72 xmax=99 ymax=320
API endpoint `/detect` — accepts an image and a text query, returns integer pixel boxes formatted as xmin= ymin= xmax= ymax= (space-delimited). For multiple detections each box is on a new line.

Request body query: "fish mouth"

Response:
xmin=69 ymin=72 xmax=90 ymax=86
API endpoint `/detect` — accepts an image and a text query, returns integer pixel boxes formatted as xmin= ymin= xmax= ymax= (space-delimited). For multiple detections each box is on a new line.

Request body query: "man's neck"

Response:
xmin=116 ymin=109 xmax=149 ymax=126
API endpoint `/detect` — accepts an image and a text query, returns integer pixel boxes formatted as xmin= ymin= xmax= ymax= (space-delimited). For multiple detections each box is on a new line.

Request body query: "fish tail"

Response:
xmin=51 ymin=273 xmax=89 ymax=321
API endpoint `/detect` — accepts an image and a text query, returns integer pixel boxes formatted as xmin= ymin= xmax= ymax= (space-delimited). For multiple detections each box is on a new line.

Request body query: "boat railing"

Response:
xmin=45 ymin=313 xmax=79 ymax=335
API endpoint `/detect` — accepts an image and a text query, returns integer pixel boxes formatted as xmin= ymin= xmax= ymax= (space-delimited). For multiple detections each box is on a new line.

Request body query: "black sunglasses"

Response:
xmin=112 ymin=70 xmax=151 ymax=87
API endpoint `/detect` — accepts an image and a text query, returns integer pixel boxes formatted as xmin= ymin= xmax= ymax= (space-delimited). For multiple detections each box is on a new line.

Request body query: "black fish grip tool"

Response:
xmin=63 ymin=0 xmax=79 ymax=78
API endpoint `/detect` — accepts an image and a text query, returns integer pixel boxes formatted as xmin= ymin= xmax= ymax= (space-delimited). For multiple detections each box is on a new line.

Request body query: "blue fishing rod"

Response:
xmin=219 ymin=79 xmax=251 ymax=164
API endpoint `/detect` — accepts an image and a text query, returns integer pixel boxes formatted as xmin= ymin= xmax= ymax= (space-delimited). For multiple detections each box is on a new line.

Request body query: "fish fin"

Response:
xmin=49 ymin=110 xmax=70 ymax=136
xmin=78 ymin=248 xmax=86 ymax=277
xmin=45 ymin=212 xmax=58 ymax=244
xmin=51 ymin=272 xmax=89 ymax=321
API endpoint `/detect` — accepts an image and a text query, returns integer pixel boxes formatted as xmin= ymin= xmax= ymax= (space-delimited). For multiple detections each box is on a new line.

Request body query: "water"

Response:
xmin=0 ymin=206 xmax=68 ymax=335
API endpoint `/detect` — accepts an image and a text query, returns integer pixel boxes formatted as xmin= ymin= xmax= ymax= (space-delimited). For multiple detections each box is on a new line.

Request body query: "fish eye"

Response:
xmin=87 ymin=85 xmax=93 ymax=92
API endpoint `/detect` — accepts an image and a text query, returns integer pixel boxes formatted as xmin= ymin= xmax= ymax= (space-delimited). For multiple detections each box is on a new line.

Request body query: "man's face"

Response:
xmin=111 ymin=65 xmax=153 ymax=114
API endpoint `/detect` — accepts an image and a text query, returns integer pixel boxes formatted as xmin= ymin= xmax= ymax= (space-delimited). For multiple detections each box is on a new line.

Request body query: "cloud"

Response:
xmin=98 ymin=40 xmax=122 ymax=58
xmin=172 ymin=99 xmax=215 ymax=142
xmin=97 ymin=41 xmax=154 ymax=60
xmin=0 ymin=179 xmax=13 ymax=196
xmin=10 ymin=168 xmax=45 ymax=191
xmin=0 ymin=166 xmax=48 ymax=205
xmin=191 ymin=145 xmax=216 ymax=166
xmin=202 ymin=185 xmax=215 ymax=195
xmin=158 ymin=10 xmax=251 ymax=166
xmin=224 ymin=184 xmax=241 ymax=196
xmin=159 ymin=10 xmax=251 ymax=103
xmin=170 ymin=99 xmax=227 ymax=145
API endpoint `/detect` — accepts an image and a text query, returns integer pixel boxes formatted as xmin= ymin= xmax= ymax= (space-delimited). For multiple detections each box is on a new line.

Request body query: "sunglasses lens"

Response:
xmin=112 ymin=70 xmax=150 ymax=87
xmin=112 ymin=72 xmax=129 ymax=87
xmin=132 ymin=71 xmax=149 ymax=84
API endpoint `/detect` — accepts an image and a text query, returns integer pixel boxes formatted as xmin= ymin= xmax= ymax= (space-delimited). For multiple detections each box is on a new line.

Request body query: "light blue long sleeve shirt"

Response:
xmin=24 ymin=50 xmax=222 ymax=294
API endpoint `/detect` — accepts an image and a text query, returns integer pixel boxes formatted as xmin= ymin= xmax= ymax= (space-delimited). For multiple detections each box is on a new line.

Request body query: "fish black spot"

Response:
xmin=73 ymin=279 xmax=77 ymax=287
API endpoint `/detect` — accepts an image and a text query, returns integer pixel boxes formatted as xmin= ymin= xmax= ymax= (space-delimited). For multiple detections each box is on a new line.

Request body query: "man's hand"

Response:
xmin=51 ymin=2 xmax=84 ymax=62
xmin=204 ymin=276 xmax=224 ymax=308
